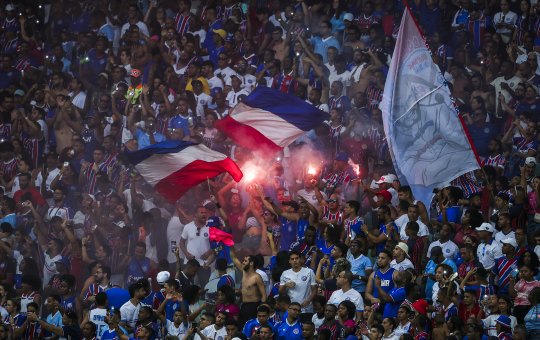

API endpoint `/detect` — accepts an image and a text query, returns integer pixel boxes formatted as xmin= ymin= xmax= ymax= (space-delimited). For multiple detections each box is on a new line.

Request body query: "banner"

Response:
xmin=379 ymin=7 xmax=480 ymax=206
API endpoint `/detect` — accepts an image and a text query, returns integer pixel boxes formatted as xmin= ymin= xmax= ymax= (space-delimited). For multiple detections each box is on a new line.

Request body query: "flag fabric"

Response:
xmin=126 ymin=140 xmax=243 ymax=202
xmin=209 ymin=227 xmax=235 ymax=246
xmin=379 ymin=6 xmax=480 ymax=206
xmin=215 ymin=86 xmax=329 ymax=153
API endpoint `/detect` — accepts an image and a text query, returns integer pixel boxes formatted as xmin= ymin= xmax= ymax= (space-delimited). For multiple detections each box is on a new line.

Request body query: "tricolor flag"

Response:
xmin=126 ymin=140 xmax=243 ymax=202
xmin=380 ymin=6 xmax=480 ymax=206
xmin=215 ymin=86 xmax=329 ymax=153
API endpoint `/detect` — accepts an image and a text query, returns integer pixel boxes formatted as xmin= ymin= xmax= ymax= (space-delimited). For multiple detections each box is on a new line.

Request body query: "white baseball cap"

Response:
xmin=501 ymin=238 xmax=518 ymax=248
xmin=376 ymin=174 xmax=398 ymax=184
xmin=475 ymin=222 xmax=495 ymax=233
xmin=156 ymin=271 xmax=170 ymax=285
xmin=525 ymin=157 xmax=537 ymax=166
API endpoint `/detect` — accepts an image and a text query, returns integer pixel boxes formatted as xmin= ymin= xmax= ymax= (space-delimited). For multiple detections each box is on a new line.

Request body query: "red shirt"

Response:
xmin=13 ymin=187 xmax=46 ymax=206
xmin=458 ymin=303 xmax=483 ymax=323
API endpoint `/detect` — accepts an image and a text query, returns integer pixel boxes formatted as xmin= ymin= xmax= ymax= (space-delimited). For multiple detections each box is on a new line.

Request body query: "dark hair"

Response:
xmin=256 ymin=305 xmax=271 ymax=314
xmin=217 ymin=285 xmax=236 ymax=304
xmin=95 ymin=292 xmax=107 ymax=306
xmin=339 ymin=300 xmax=356 ymax=319
xmin=48 ymin=294 xmax=61 ymax=303
xmin=518 ymin=250 xmax=540 ymax=271
xmin=346 ymin=200 xmax=360 ymax=214
xmin=165 ymin=278 xmax=180 ymax=291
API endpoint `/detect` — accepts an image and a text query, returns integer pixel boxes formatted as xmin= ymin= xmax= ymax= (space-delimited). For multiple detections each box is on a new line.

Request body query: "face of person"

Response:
xmin=256 ymin=311 xmax=269 ymax=324
xmin=302 ymin=324 xmax=315 ymax=338
xmin=376 ymin=252 xmax=390 ymax=268
xmin=324 ymin=305 xmax=337 ymax=321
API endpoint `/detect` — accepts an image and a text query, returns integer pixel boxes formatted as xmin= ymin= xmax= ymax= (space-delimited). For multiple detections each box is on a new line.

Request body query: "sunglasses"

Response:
xmin=327 ymin=199 xmax=338 ymax=203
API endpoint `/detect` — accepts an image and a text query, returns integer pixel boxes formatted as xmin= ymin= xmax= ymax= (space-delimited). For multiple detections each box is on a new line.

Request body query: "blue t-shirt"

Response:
xmin=347 ymin=252 xmax=372 ymax=293
xmin=135 ymin=129 xmax=166 ymax=150
xmin=168 ymin=115 xmax=190 ymax=137
xmin=383 ymin=286 xmax=406 ymax=318
xmin=437 ymin=206 xmax=461 ymax=224
xmin=275 ymin=319 xmax=303 ymax=340
xmin=243 ymin=319 xmax=274 ymax=338
xmin=279 ymin=216 xmax=297 ymax=251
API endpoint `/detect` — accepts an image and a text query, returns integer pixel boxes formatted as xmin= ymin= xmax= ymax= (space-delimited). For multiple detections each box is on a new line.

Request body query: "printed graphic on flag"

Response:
xmin=379 ymin=7 xmax=480 ymax=205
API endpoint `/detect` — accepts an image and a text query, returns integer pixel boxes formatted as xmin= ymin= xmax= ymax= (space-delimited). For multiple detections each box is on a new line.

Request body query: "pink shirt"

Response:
xmin=216 ymin=303 xmax=240 ymax=319
xmin=514 ymin=279 xmax=540 ymax=306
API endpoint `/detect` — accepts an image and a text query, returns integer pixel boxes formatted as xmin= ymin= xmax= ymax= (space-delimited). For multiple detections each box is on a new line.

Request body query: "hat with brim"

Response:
xmin=395 ymin=242 xmax=410 ymax=257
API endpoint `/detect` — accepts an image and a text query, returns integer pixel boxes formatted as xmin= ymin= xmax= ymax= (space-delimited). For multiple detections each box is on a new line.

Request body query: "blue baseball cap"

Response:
xmin=206 ymin=216 xmax=222 ymax=228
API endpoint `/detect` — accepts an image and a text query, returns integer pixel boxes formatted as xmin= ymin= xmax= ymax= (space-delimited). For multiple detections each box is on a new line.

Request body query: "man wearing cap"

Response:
xmin=225 ymin=73 xmax=250 ymax=108
xmin=492 ymin=238 xmax=519 ymax=295
xmin=476 ymin=222 xmax=503 ymax=270
xmin=374 ymin=174 xmax=399 ymax=206
xmin=208 ymin=29 xmax=226 ymax=67
xmin=495 ymin=314 xmax=514 ymax=340
xmin=390 ymin=242 xmax=415 ymax=272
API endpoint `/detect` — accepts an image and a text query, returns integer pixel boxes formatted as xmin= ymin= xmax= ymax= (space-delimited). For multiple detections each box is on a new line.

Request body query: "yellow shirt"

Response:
xmin=185 ymin=77 xmax=210 ymax=95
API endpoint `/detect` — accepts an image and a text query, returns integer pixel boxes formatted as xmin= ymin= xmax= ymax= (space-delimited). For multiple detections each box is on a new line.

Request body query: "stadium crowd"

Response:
xmin=0 ymin=0 xmax=539 ymax=339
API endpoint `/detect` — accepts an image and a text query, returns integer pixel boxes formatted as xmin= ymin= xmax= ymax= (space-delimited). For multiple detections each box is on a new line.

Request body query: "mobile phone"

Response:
xmin=171 ymin=241 xmax=177 ymax=253
xmin=191 ymin=322 xmax=198 ymax=329
xmin=63 ymin=162 xmax=69 ymax=167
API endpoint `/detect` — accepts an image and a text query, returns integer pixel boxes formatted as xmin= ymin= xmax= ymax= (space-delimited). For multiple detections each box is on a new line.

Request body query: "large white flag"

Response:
xmin=380 ymin=7 xmax=480 ymax=206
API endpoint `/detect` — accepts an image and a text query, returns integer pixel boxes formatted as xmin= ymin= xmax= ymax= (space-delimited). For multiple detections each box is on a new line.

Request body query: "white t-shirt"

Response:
xmin=296 ymin=188 xmax=326 ymax=209
xmin=120 ymin=300 xmax=141 ymax=334
xmin=201 ymin=324 xmax=227 ymax=340
xmin=89 ymin=307 xmax=108 ymax=338
xmin=491 ymin=75 xmax=522 ymax=113
xmin=395 ymin=215 xmax=429 ymax=240
xmin=120 ymin=21 xmax=149 ymax=37
xmin=280 ymin=267 xmax=316 ymax=312
xmin=194 ymin=93 xmax=213 ymax=118
xmin=167 ymin=215 xmax=184 ymax=263
xmin=482 ymin=314 xmax=517 ymax=336
xmin=476 ymin=240 xmax=503 ymax=270
xmin=43 ymin=252 xmax=61 ymax=288
xmin=328 ymin=288 xmax=365 ymax=312
xmin=226 ymin=89 xmax=250 ymax=108
xmin=35 ymin=168 xmax=61 ymax=194
xmin=166 ymin=320 xmax=189 ymax=338
xmin=390 ymin=258 xmax=415 ymax=272
xmin=214 ymin=67 xmax=236 ymax=80
xmin=427 ymin=240 xmax=459 ymax=260
xmin=180 ymin=222 xmax=211 ymax=265
xmin=494 ymin=230 xmax=515 ymax=246
xmin=395 ymin=322 xmax=411 ymax=337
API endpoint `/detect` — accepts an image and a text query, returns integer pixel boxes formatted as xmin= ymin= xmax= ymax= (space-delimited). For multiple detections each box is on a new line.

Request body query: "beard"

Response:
xmin=243 ymin=264 xmax=250 ymax=271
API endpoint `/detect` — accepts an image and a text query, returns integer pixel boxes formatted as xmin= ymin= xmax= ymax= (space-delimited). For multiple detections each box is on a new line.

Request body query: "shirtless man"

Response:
xmin=231 ymin=248 xmax=267 ymax=325
xmin=51 ymin=95 xmax=82 ymax=153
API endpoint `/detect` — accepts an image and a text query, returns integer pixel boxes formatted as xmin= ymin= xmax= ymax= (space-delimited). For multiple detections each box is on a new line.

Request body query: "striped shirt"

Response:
xmin=450 ymin=172 xmax=482 ymax=198
xmin=84 ymin=162 xmax=110 ymax=194
xmin=0 ymin=158 xmax=18 ymax=183
xmin=174 ymin=13 xmax=190 ymax=36
xmin=467 ymin=14 xmax=490 ymax=51
xmin=482 ymin=154 xmax=506 ymax=169
xmin=321 ymin=205 xmax=343 ymax=225
xmin=493 ymin=256 xmax=518 ymax=294
xmin=366 ymin=84 xmax=383 ymax=110
xmin=22 ymin=135 xmax=44 ymax=169
xmin=84 ymin=282 xmax=113 ymax=300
